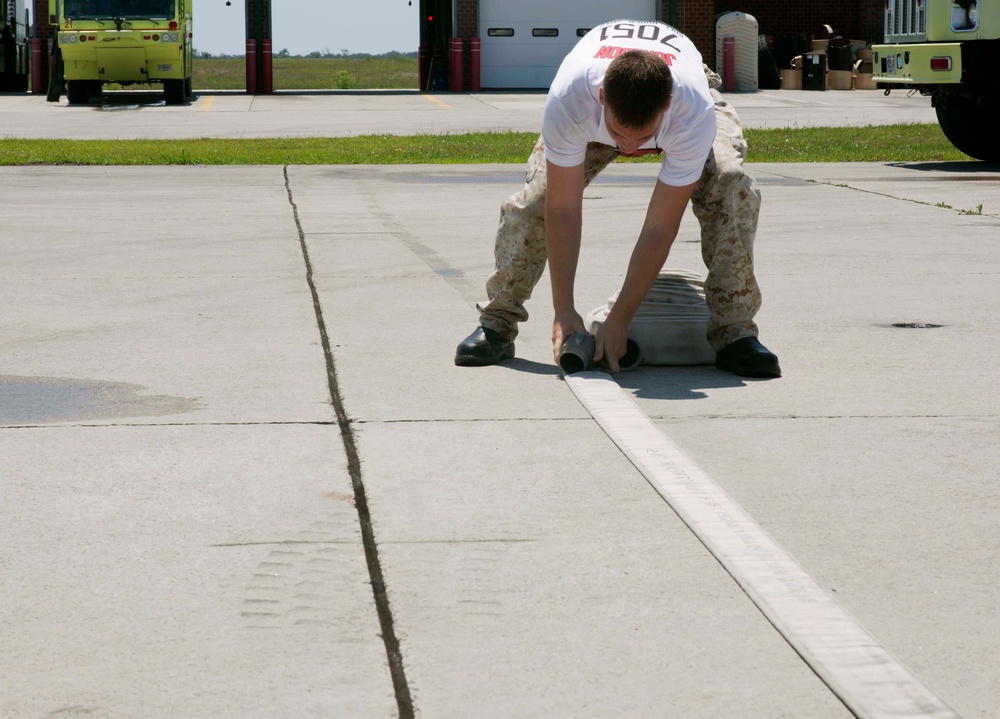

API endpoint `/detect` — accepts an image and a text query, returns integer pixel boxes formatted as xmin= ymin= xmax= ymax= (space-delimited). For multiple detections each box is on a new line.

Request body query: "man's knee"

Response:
xmin=705 ymin=165 xmax=760 ymax=211
xmin=501 ymin=187 xmax=545 ymax=219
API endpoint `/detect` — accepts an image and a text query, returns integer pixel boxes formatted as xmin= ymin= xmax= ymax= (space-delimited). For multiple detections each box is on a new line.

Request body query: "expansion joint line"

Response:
xmin=759 ymin=170 xmax=999 ymax=218
xmin=284 ymin=166 xmax=414 ymax=719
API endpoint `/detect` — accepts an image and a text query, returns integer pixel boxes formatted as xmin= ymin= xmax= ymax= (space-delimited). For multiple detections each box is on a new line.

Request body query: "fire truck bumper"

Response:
xmin=873 ymin=42 xmax=963 ymax=84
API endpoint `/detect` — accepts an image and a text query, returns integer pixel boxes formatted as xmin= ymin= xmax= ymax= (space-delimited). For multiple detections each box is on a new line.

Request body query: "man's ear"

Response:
xmin=598 ymin=86 xmax=605 ymax=105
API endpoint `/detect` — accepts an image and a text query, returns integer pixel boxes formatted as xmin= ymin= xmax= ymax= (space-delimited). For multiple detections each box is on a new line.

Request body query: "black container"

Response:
xmin=827 ymin=40 xmax=853 ymax=71
xmin=803 ymin=52 xmax=826 ymax=91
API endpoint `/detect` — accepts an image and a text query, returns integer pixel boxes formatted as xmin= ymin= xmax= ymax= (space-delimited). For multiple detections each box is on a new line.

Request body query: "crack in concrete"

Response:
xmin=284 ymin=166 xmax=414 ymax=719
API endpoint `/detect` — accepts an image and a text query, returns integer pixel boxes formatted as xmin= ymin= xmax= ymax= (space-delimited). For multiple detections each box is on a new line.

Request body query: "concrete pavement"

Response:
xmin=1 ymin=86 xmax=937 ymax=138
xmin=1 ymin=90 xmax=998 ymax=718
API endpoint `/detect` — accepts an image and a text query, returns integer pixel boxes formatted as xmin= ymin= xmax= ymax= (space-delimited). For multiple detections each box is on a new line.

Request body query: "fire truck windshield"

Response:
xmin=63 ymin=0 xmax=176 ymax=19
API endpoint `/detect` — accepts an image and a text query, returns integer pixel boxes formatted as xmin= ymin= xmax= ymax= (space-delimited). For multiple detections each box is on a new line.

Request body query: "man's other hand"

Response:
xmin=594 ymin=316 xmax=629 ymax=374
xmin=552 ymin=310 xmax=586 ymax=365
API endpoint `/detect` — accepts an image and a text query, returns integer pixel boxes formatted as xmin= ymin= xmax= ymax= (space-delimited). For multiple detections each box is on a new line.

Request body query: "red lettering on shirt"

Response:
xmin=593 ymin=46 xmax=676 ymax=66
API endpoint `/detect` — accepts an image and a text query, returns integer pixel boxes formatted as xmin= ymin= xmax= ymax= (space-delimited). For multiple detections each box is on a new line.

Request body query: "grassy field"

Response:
xmin=0 ymin=125 xmax=970 ymax=165
xmin=193 ymin=57 xmax=418 ymax=90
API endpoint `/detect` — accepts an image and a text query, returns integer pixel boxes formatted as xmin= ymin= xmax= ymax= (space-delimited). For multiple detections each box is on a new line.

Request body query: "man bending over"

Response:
xmin=455 ymin=20 xmax=780 ymax=377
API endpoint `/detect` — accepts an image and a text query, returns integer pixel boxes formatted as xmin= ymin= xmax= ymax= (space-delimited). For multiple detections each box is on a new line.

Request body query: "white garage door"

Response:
xmin=479 ymin=0 xmax=658 ymax=89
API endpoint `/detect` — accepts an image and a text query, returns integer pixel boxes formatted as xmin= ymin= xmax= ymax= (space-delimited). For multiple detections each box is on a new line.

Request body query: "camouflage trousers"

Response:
xmin=476 ymin=65 xmax=762 ymax=352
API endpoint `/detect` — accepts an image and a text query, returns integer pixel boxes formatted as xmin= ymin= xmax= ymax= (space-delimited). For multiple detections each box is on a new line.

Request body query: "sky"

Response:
xmin=191 ymin=0 xmax=420 ymax=56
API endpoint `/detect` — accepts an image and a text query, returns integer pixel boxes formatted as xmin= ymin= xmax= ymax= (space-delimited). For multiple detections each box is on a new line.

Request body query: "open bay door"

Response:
xmin=479 ymin=0 xmax=658 ymax=89
xmin=1 ymin=0 xmax=29 ymax=91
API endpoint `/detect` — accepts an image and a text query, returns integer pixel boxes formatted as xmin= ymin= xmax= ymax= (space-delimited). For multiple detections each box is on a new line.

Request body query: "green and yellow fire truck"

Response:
xmin=873 ymin=0 xmax=1000 ymax=162
xmin=50 ymin=0 xmax=192 ymax=104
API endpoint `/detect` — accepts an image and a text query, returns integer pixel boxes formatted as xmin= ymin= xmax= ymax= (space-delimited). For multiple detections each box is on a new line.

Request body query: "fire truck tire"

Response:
xmin=66 ymin=81 xmax=92 ymax=105
xmin=935 ymin=93 xmax=1000 ymax=163
xmin=185 ymin=77 xmax=192 ymax=97
xmin=164 ymin=79 xmax=186 ymax=105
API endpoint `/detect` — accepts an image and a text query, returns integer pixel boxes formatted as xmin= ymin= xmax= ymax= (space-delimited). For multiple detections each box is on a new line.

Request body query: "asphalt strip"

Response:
xmin=565 ymin=371 xmax=960 ymax=719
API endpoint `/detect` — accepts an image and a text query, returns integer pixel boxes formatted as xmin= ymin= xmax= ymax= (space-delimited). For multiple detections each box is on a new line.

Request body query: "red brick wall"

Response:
xmin=33 ymin=0 xmax=52 ymax=35
xmin=457 ymin=0 xmax=477 ymax=37
xmin=455 ymin=0 xmax=475 ymax=89
xmin=684 ymin=0 xmax=716 ymax=58
xmin=859 ymin=0 xmax=885 ymax=42
xmin=714 ymin=0 xmax=860 ymax=39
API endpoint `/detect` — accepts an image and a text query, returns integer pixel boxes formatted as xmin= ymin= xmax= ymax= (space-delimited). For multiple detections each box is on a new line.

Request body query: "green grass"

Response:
xmin=0 ymin=133 xmax=532 ymax=165
xmin=746 ymin=124 xmax=965 ymax=162
xmin=193 ymin=57 xmax=418 ymax=90
xmin=0 ymin=124 xmax=971 ymax=166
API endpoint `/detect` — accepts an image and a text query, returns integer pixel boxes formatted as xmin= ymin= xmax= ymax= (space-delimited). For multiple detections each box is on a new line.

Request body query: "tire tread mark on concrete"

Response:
xmin=283 ymin=166 xmax=415 ymax=719
xmin=357 ymin=180 xmax=485 ymax=308
xmin=242 ymin=527 xmax=364 ymax=629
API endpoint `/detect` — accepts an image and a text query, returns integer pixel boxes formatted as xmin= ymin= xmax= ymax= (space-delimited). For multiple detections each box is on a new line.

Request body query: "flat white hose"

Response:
xmin=566 ymin=372 xmax=961 ymax=719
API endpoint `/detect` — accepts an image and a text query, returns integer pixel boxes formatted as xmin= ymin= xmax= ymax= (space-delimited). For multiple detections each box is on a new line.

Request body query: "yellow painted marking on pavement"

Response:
xmin=423 ymin=95 xmax=452 ymax=110
xmin=201 ymin=95 xmax=215 ymax=112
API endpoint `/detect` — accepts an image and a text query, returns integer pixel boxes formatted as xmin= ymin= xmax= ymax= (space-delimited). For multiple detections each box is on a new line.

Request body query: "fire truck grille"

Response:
xmin=886 ymin=0 xmax=927 ymax=42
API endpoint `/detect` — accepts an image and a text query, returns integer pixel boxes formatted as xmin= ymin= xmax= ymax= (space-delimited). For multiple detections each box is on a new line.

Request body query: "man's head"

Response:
xmin=600 ymin=50 xmax=673 ymax=154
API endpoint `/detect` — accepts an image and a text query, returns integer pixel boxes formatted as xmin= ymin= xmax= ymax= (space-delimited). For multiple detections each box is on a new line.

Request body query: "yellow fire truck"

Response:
xmin=873 ymin=0 xmax=999 ymax=162
xmin=50 ymin=0 xmax=192 ymax=104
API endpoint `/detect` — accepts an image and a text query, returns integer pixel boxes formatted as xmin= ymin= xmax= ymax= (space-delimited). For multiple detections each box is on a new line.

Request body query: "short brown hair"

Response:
xmin=602 ymin=50 xmax=673 ymax=129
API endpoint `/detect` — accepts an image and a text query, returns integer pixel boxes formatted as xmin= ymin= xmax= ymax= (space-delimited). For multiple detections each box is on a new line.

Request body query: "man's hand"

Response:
xmin=544 ymin=160 xmax=587 ymax=367
xmin=598 ymin=179 xmax=698 ymax=370
xmin=593 ymin=316 xmax=629 ymax=374
xmin=551 ymin=310 xmax=586 ymax=365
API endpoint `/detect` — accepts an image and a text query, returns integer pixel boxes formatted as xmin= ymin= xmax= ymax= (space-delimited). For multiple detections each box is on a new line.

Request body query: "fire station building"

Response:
xmin=27 ymin=0 xmax=888 ymax=93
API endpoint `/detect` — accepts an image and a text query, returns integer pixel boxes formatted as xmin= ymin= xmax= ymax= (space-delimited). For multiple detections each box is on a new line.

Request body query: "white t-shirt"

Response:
xmin=542 ymin=20 xmax=716 ymax=187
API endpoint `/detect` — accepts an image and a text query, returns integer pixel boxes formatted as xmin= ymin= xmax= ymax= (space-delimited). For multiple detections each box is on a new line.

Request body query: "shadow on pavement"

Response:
xmin=502 ymin=358 xmax=561 ymax=376
xmin=888 ymin=161 xmax=1000 ymax=174
xmin=616 ymin=366 xmax=750 ymax=401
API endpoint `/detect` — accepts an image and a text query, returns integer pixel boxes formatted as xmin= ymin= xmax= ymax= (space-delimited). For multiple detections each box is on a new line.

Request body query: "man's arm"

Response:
xmin=544 ymin=159 xmax=587 ymax=364
xmin=594 ymin=179 xmax=697 ymax=372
